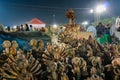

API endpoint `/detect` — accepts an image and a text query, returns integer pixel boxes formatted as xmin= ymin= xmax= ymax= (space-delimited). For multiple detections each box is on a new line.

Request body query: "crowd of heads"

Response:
xmin=0 ymin=24 xmax=45 ymax=32
xmin=96 ymin=22 xmax=112 ymax=37
xmin=0 ymin=35 xmax=120 ymax=80
xmin=86 ymin=22 xmax=113 ymax=38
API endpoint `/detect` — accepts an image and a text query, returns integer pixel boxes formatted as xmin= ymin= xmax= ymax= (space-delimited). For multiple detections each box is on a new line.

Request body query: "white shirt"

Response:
xmin=110 ymin=24 xmax=115 ymax=36
xmin=115 ymin=17 xmax=120 ymax=28
xmin=87 ymin=25 xmax=96 ymax=37
xmin=30 ymin=27 xmax=35 ymax=31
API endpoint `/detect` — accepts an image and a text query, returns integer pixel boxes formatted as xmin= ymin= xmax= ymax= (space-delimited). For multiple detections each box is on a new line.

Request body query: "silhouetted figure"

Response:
xmin=40 ymin=27 xmax=45 ymax=32
xmin=104 ymin=24 xmax=110 ymax=35
xmin=24 ymin=24 xmax=29 ymax=31
xmin=7 ymin=26 xmax=10 ymax=31
xmin=20 ymin=25 xmax=24 ymax=31
xmin=96 ymin=22 xmax=104 ymax=37
xmin=29 ymin=25 xmax=34 ymax=31
xmin=0 ymin=24 xmax=4 ymax=32
xmin=17 ymin=26 xmax=21 ymax=31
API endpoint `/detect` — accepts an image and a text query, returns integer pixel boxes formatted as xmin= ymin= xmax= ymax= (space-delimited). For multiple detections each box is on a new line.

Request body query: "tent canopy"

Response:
xmin=28 ymin=18 xmax=45 ymax=24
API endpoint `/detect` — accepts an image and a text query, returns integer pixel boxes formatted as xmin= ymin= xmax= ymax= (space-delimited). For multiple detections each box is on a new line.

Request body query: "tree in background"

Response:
xmin=93 ymin=17 xmax=116 ymax=26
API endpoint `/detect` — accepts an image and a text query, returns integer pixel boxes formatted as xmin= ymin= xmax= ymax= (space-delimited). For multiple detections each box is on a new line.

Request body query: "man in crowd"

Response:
xmin=104 ymin=24 xmax=110 ymax=35
xmin=87 ymin=24 xmax=96 ymax=37
xmin=0 ymin=24 xmax=4 ymax=32
xmin=20 ymin=25 xmax=24 ymax=31
xmin=29 ymin=25 xmax=35 ymax=31
xmin=115 ymin=16 xmax=120 ymax=31
xmin=96 ymin=22 xmax=104 ymax=37
xmin=104 ymin=24 xmax=111 ymax=43
xmin=24 ymin=24 xmax=30 ymax=31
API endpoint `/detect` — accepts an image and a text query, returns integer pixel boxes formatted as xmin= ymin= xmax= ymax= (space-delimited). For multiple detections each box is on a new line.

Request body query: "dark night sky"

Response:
xmin=0 ymin=0 xmax=119 ymax=26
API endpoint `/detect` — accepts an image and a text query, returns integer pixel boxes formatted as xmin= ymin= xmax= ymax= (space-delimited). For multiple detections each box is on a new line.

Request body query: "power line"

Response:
xmin=3 ymin=2 xmax=91 ymax=10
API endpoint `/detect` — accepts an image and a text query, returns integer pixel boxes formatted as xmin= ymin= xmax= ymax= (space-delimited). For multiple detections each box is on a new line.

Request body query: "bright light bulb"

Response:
xmin=90 ymin=9 xmax=94 ymax=13
xmin=13 ymin=26 xmax=17 ymax=29
xmin=53 ymin=24 xmax=57 ymax=28
xmin=96 ymin=5 xmax=106 ymax=13
xmin=4 ymin=26 xmax=7 ymax=29
xmin=82 ymin=21 xmax=88 ymax=25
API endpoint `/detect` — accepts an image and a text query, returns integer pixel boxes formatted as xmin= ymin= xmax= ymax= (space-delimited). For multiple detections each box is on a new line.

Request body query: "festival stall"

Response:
xmin=28 ymin=18 xmax=46 ymax=30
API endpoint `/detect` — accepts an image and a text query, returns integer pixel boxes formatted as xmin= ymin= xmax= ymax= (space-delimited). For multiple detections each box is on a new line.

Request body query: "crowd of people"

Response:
xmin=87 ymin=16 xmax=120 ymax=39
xmin=2 ymin=24 xmax=45 ymax=32
xmin=86 ymin=16 xmax=120 ymax=43
xmin=87 ymin=22 xmax=112 ymax=38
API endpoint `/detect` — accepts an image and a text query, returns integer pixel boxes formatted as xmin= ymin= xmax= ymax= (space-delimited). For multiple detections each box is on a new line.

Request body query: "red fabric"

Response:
xmin=29 ymin=18 xmax=45 ymax=24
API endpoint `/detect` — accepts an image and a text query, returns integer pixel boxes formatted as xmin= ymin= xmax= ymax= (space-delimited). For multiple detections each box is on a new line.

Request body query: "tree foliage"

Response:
xmin=94 ymin=17 xmax=116 ymax=26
